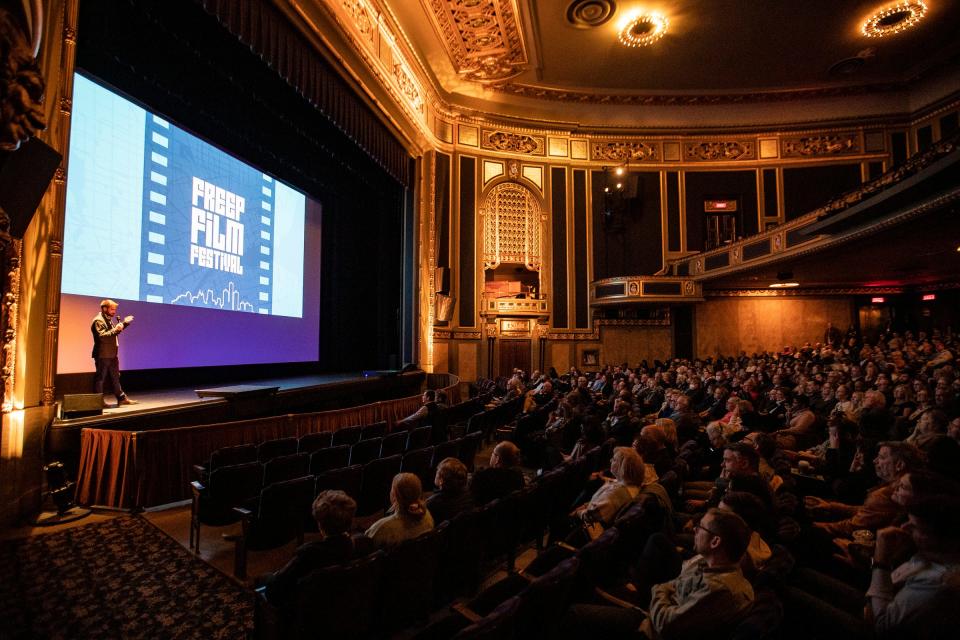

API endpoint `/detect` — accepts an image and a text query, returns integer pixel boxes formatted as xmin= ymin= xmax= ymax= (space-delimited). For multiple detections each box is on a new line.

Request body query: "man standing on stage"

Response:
xmin=91 ymin=299 xmax=137 ymax=406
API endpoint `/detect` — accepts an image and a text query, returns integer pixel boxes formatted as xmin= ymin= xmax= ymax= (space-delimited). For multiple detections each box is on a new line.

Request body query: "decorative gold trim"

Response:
xmin=2 ymin=241 xmax=21 ymax=412
xmin=781 ymin=133 xmax=860 ymax=157
xmin=591 ymin=141 xmax=659 ymax=162
xmin=422 ymin=0 xmax=528 ymax=83
xmin=492 ymin=80 xmax=912 ymax=106
xmin=707 ymin=287 xmax=903 ymax=297
xmin=480 ymin=129 xmax=546 ymax=155
xmin=684 ymin=140 xmax=755 ymax=162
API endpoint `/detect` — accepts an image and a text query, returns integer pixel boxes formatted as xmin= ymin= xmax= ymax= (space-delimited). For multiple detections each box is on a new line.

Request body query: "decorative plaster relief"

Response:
xmin=684 ymin=141 xmax=755 ymax=162
xmin=591 ymin=141 xmax=659 ymax=162
xmin=782 ymin=133 xmax=860 ymax=157
xmin=480 ymin=129 xmax=545 ymax=155
xmin=423 ymin=0 xmax=528 ymax=83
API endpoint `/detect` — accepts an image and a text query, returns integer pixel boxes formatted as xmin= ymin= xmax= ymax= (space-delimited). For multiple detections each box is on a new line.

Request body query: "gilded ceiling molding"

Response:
xmin=492 ymin=80 xmax=911 ymax=106
xmin=480 ymin=129 xmax=545 ymax=155
xmin=706 ymin=288 xmax=904 ymax=297
xmin=591 ymin=141 xmax=659 ymax=162
xmin=422 ymin=0 xmax=528 ymax=83
xmin=781 ymin=133 xmax=860 ymax=157
xmin=683 ymin=141 xmax=756 ymax=162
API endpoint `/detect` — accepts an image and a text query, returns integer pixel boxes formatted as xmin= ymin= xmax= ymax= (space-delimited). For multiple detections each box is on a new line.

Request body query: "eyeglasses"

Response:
xmin=694 ymin=520 xmax=720 ymax=537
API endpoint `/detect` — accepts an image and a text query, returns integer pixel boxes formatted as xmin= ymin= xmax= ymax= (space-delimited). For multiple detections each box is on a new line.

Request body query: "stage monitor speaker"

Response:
xmin=0 ymin=137 xmax=62 ymax=237
xmin=62 ymin=393 xmax=103 ymax=419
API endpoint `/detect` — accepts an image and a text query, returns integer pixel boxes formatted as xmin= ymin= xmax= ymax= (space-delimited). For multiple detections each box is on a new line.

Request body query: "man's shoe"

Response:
xmin=118 ymin=397 xmax=138 ymax=406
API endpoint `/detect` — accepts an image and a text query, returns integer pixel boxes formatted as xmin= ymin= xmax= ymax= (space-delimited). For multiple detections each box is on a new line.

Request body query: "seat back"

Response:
xmin=379 ymin=524 xmax=448 ymax=631
xmin=453 ymin=595 xmax=521 ymax=640
xmin=331 ymin=424 xmax=362 ymax=446
xmin=360 ymin=421 xmax=387 ymax=440
xmin=313 ymin=465 xmax=363 ymax=502
xmin=209 ymin=461 xmax=263 ymax=507
xmin=350 ymin=437 xmax=383 ymax=466
xmin=295 ymin=551 xmax=383 ymax=639
xmin=309 ymin=444 xmax=351 ymax=475
xmin=406 ymin=426 xmax=432 ymax=451
xmin=437 ymin=506 xmax=488 ymax=601
xmin=431 ymin=439 xmax=461 ymax=470
xmin=458 ymin=431 xmax=483 ymax=472
xmin=357 ymin=454 xmax=402 ymax=516
xmin=515 ymin=557 xmax=581 ymax=640
xmin=257 ymin=437 xmax=298 ymax=463
xmin=262 ymin=453 xmax=310 ymax=486
xmin=209 ymin=443 xmax=257 ymax=471
xmin=576 ymin=527 xmax=622 ymax=591
xmin=380 ymin=431 xmax=408 ymax=458
xmin=297 ymin=431 xmax=333 ymax=454
xmin=250 ymin=476 xmax=314 ymax=550
xmin=401 ymin=446 xmax=435 ymax=490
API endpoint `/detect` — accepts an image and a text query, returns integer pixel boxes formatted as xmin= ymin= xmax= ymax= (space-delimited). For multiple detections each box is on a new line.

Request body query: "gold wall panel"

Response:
xmin=662 ymin=142 xmax=681 ymax=162
xmin=433 ymin=341 xmax=450 ymax=373
xmin=684 ymin=140 xmax=756 ymax=162
xmin=458 ymin=125 xmax=479 ymax=146
xmin=864 ymin=131 xmax=885 ymax=152
xmin=550 ymin=343 xmax=573 ymax=373
xmin=548 ymin=137 xmax=568 ymax=157
xmin=457 ymin=342 xmax=479 ymax=382
xmin=781 ymin=133 xmax=860 ymax=157
xmin=600 ymin=326 xmax=673 ymax=366
xmin=695 ymin=297 xmax=854 ymax=357
xmin=759 ymin=139 xmax=779 ymax=159
xmin=483 ymin=160 xmax=505 ymax=184
xmin=522 ymin=165 xmax=543 ymax=191
xmin=570 ymin=139 xmax=589 ymax=160
xmin=435 ymin=118 xmax=453 ymax=143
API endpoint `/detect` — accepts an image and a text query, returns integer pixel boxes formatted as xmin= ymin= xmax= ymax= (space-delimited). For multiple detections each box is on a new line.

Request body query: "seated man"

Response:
xmin=469 ymin=441 xmax=524 ymax=505
xmin=260 ymin=490 xmax=372 ymax=605
xmin=868 ymin=495 xmax=960 ymax=638
xmin=563 ymin=508 xmax=755 ymax=640
xmin=426 ymin=457 xmax=474 ymax=523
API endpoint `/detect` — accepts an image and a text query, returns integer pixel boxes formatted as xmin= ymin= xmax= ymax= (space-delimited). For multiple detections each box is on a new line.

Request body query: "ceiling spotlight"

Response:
xmin=769 ymin=282 xmax=800 ymax=289
xmin=861 ymin=1 xmax=927 ymax=38
xmin=615 ymin=167 xmax=624 ymax=176
xmin=616 ymin=183 xmax=623 ymax=189
xmin=618 ymin=12 xmax=668 ymax=48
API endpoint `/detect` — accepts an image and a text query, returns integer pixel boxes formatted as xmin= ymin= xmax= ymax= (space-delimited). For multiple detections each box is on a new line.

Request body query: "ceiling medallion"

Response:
xmin=861 ymin=1 xmax=927 ymax=38
xmin=618 ymin=12 xmax=668 ymax=48
xmin=566 ymin=0 xmax=617 ymax=29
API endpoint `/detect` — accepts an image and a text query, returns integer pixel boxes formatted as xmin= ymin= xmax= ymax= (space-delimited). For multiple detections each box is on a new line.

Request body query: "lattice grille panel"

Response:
xmin=482 ymin=182 xmax=542 ymax=271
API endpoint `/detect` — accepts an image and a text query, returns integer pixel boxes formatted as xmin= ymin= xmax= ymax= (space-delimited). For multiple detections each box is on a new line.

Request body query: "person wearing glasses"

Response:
xmin=562 ymin=508 xmax=755 ymax=639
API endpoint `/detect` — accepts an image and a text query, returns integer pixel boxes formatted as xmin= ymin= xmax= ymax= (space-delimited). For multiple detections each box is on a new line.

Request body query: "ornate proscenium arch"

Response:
xmin=480 ymin=178 xmax=545 ymax=272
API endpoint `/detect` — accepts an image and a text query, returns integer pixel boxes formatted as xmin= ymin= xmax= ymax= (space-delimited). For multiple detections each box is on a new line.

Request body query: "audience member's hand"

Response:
xmin=684 ymin=498 xmax=705 ymax=512
xmin=875 ymin=526 xmax=911 ymax=566
xmin=804 ymin=495 xmax=832 ymax=517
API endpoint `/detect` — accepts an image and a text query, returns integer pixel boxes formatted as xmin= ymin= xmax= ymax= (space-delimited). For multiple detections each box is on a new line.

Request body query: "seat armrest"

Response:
xmin=452 ymin=602 xmax=482 ymax=623
xmin=594 ymin=585 xmax=648 ymax=614
xmin=190 ymin=480 xmax=206 ymax=496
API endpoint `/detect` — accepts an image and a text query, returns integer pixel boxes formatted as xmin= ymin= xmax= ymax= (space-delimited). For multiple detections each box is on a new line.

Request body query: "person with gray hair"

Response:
xmin=470 ymin=441 xmax=525 ymax=505
xmin=261 ymin=490 xmax=372 ymax=604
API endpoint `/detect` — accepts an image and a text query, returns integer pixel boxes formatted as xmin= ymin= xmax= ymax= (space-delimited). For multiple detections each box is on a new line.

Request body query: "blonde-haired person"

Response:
xmin=365 ymin=472 xmax=434 ymax=549
xmin=574 ymin=447 xmax=646 ymax=527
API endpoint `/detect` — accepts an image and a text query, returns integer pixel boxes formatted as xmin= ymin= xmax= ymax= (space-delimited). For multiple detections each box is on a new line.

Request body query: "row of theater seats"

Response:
xmin=190 ymin=431 xmax=482 ymax=564
xmin=255 ymin=447 xmax=613 ymax=640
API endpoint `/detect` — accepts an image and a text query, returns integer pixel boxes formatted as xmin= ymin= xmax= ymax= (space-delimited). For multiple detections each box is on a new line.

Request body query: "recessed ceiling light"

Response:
xmin=769 ymin=282 xmax=800 ymax=288
xmin=618 ymin=12 xmax=668 ymax=48
xmin=861 ymin=1 xmax=927 ymax=38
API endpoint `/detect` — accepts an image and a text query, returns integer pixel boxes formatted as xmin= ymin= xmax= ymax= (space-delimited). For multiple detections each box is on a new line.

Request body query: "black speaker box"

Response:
xmin=62 ymin=393 xmax=103 ymax=419
xmin=0 ymin=137 xmax=62 ymax=237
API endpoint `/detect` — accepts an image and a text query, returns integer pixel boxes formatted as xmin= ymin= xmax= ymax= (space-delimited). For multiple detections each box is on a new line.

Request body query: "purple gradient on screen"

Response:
xmin=57 ymin=200 xmax=321 ymax=374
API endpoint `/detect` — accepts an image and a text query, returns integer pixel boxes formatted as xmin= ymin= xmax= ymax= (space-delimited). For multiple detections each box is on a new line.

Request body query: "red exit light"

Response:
xmin=922 ymin=294 xmax=936 ymax=301
xmin=871 ymin=297 xmax=885 ymax=303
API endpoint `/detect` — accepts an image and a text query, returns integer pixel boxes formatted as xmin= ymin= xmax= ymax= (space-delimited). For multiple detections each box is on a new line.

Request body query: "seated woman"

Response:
xmin=366 ymin=472 xmax=434 ymax=549
xmin=426 ymin=457 xmax=474 ymax=524
xmin=260 ymin=490 xmax=373 ymax=605
xmin=572 ymin=446 xmax=646 ymax=528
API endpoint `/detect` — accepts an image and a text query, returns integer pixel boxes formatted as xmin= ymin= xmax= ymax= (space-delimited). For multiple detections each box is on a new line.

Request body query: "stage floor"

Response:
xmin=54 ymin=372 xmax=390 ymax=430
